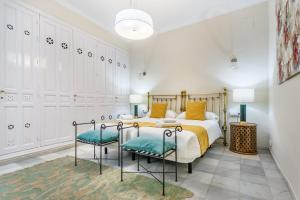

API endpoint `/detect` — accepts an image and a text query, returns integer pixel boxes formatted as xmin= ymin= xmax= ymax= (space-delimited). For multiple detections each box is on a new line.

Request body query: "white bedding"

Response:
xmin=117 ymin=118 xmax=222 ymax=163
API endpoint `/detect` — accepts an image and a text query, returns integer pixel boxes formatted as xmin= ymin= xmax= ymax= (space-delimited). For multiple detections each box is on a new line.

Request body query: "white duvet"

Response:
xmin=118 ymin=118 xmax=223 ymax=163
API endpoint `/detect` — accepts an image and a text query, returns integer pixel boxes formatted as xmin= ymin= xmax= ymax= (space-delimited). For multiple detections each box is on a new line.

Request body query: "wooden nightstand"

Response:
xmin=230 ymin=122 xmax=257 ymax=155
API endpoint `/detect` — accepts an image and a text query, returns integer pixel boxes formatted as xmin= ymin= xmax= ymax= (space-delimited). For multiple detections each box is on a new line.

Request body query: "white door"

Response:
xmin=57 ymin=24 xmax=74 ymax=142
xmin=74 ymin=31 xmax=96 ymax=125
xmin=0 ymin=2 xmax=39 ymax=155
xmin=40 ymin=16 xmax=74 ymax=146
xmin=19 ymin=6 xmax=39 ymax=150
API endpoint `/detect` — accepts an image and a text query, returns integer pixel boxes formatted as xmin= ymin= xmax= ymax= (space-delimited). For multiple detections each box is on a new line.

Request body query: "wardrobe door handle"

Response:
xmin=7 ymin=24 xmax=13 ymax=30
xmin=8 ymin=124 xmax=14 ymax=130
xmin=25 ymin=123 xmax=31 ymax=128
xmin=108 ymin=59 xmax=112 ymax=64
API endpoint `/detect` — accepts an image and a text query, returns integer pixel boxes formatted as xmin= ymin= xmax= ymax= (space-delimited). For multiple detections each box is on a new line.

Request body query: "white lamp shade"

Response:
xmin=129 ymin=94 xmax=144 ymax=104
xmin=233 ymin=89 xmax=255 ymax=103
xmin=115 ymin=9 xmax=153 ymax=40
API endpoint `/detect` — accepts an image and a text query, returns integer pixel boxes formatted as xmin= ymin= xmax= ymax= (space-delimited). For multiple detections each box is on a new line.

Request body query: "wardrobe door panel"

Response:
xmin=19 ymin=7 xmax=39 ymax=150
xmin=40 ymin=17 xmax=57 ymax=93
xmin=95 ymin=43 xmax=106 ymax=95
xmin=42 ymin=106 xmax=57 ymax=146
xmin=20 ymin=9 xmax=38 ymax=91
xmin=40 ymin=16 xmax=58 ymax=146
xmin=1 ymin=107 xmax=20 ymax=154
xmin=85 ymin=38 xmax=96 ymax=94
xmin=115 ymin=51 xmax=122 ymax=96
xmin=0 ymin=3 xmax=19 ymax=155
xmin=123 ymin=54 xmax=130 ymax=97
xmin=3 ymin=4 xmax=19 ymax=92
xmin=57 ymin=26 xmax=73 ymax=94
xmin=22 ymin=106 xmax=36 ymax=148
xmin=74 ymin=32 xmax=86 ymax=94
xmin=0 ymin=2 xmax=39 ymax=154
xmin=59 ymin=106 xmax=73 ymax=142
xmin=105 ymin=47 xmax=116 ymax=96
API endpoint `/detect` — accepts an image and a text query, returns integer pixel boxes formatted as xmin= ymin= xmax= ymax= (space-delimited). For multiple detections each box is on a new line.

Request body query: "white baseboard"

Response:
xmin=0 ymin=141 xmax=74 ymax=165
xmin=270 ymin=149 xmax=297 ymax=200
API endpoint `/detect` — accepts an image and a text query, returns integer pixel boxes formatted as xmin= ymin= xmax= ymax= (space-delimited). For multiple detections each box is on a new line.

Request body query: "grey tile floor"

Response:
xmin=0 ymin=144 xmax=294 ymax=200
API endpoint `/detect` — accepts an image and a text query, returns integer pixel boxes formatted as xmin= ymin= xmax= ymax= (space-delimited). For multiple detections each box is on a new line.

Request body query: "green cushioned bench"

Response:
xmin=122 ymin=136 xmax=175 ymax=156
xmin=77 ymin=130 xmax=119 ymax=144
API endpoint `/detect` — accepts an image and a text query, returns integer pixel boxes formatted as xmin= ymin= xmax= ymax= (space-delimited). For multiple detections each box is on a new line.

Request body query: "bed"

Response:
xmin=118 ymin=89 xmax=228 ymax=173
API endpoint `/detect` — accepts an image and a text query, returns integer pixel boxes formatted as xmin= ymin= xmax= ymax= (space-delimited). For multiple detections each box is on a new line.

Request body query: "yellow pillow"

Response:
xmin=186 ymin=101 xmax=206 ymax=120
xmin=150 ymin=103 xmax=168 ymax=118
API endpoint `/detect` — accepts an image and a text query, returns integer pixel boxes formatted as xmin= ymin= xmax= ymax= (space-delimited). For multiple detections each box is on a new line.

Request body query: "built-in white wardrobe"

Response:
xmin=0 ymin=0 xmax=130 ymax=156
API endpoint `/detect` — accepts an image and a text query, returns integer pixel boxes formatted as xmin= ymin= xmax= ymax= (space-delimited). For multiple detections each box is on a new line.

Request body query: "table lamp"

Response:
xmin=129 ymin=94 xmax=144 ymax=117
xmin=233 ymin=89 xmax=255 ymax=122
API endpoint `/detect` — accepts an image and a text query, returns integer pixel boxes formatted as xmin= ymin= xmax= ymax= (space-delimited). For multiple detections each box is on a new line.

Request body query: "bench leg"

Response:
xmin=118 ymin=140 xmax=120 ymax=166
xmin=94 ymin=144 xmax=96 ymax=159
xmin=99 ymin=145 xmax=102 ymax=175
xmin=121 ymin=148 xmax=123 ymax=182
xmin=188 ymin=162 xmax=192 ymax=174
xmin=163 ymin=157 xmax=165 ymax=196
xmin=75 ymin=140 xmax=77 ymax=166
xmin=147 ymin=156 xmax=151 ymax=163
xmin=132 ymin=153 xmax=136 ymax=161
xmin=105 ymin=147 xmax=108 ymax=155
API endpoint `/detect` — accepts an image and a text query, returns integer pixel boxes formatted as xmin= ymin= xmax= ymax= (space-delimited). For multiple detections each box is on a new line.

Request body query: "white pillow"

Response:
xmin=146 ymin=110 xmax=177 ymax=118
xmin=120 ymin=114 xmax=134 ymax=120
xmin=177 ymin=111 xmax=219 ymax=121
xmin=205 ymin=112 xmax=219 ymax=121
xmin=176 ymin=112 xmax=186 ymax=119
xmin=166 ymin=110 xmax=177 ymax=118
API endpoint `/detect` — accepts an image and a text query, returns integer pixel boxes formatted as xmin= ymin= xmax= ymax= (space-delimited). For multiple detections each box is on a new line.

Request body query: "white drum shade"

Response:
xmin=115 ymin=9 xmax=153 ymax=40
xmin=233 ymin=89 xmax=255 ymax=103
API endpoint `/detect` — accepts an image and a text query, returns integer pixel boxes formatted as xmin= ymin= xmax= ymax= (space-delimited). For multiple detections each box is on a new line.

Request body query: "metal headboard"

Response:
xmin=147 ymin=88 xmax=228 ymax=146
xmin=147 ymin=93 xmax=179 ymax=113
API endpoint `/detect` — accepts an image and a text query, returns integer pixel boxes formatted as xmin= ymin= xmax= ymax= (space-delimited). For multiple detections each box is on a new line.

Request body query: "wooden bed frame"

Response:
xmin=146 ymin=89 xmax=228 ymax=173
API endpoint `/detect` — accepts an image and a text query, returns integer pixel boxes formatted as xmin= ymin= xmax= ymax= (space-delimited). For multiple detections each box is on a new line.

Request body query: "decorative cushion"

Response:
xmin=77 ymin=130 xmax=118 ymax=144
xmin=186 ymin=101 xmax=206 ymax=120
xmin=150 ymin=103 xmax=168 ymax=118
xmin=122 ymin=136 xmax=175 ymax=155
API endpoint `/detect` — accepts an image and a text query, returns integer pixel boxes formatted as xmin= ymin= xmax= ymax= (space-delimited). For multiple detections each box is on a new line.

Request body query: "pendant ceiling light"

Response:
xmin=115 ymin=1 xmax=153 ymax=40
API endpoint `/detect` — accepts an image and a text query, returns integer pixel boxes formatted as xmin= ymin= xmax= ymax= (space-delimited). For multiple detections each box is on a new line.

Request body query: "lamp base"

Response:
xmin=134 ymin=105 xmax=138 ymax=117
xmin=240 ymin=104 xmax=246 ymax=122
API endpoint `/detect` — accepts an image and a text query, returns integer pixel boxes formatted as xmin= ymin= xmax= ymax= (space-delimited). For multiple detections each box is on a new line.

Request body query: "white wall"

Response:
xmin=268 ymin=0 xmax=300 ymax=199
xmin=130 ymin=2 xmax=270 ymax=148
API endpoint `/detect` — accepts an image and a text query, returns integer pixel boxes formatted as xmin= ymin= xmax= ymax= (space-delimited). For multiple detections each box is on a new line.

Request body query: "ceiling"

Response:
xmin=56 ymin=0 xmax=267 ymax=35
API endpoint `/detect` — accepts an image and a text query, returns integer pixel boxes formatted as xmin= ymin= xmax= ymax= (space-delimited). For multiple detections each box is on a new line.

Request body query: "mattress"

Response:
xmin=117 ymin=117 xmax=223 ymax=163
